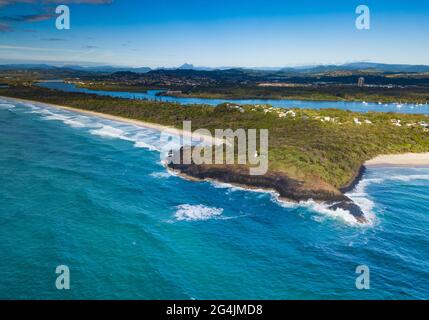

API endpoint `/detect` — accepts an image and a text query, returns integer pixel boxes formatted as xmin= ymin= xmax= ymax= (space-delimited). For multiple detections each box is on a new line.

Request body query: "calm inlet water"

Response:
xmin=0 ymin=98 xmax=428 ymax=299
xmin=38 ymin=81 xmax=429 ymax=114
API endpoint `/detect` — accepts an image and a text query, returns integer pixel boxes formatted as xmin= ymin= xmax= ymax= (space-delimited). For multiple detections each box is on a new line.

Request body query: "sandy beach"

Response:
xmin=3 ymin=95 xmax=429 ymax=168
xmin=1 ymin=96 xmax=224 ymax=146
xmin=365 ymin=153 xmax=429 ymax=167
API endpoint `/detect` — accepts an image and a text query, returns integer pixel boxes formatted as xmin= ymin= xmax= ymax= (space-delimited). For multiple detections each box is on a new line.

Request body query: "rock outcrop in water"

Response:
xmin=167 ymin=148 xmax=367 ymax=223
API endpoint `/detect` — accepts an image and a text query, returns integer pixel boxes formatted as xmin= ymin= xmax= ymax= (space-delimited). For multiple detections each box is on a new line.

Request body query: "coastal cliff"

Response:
xmin=4 ymin=86 xmax=429 ymax=225
xmin=167 ymin=148 xmax=367 ymax=223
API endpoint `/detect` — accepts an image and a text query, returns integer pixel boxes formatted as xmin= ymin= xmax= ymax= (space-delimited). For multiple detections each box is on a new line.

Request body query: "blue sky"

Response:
xmin=0 ymin=0 xmax=428 ymax=67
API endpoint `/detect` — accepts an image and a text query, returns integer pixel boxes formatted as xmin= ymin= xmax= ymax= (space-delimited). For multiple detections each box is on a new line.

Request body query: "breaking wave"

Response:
xmin=386 ymin=174 xmax=429 ymax=182
xmin=9 ymin=98 xmax=429 ymax=227
xmin=0 ymin=103 xmax=15 ymax=109
xmin=343 ymin=170 xmax=429 ymax=225
xmin=149 ymin=171 xmax=172 ymax=179
xmin=174 ymin=204 xmax=224 ymax=221
xmin=90 ymin=125 xmax=132 ymax=140
xmin=210 ymin=179 xmax=368 ymax=225
xmin=16 ymin=101 xmax=164 ymax=152
xmin=209 ymin=178 xmax=366 ymax=225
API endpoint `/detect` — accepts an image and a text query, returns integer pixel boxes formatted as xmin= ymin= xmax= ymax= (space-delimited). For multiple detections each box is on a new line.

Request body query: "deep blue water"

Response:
xmin=0 ymin=98 xmax=428 ymax=299
xmin=38 ymin=81 xmax=429 ymax=114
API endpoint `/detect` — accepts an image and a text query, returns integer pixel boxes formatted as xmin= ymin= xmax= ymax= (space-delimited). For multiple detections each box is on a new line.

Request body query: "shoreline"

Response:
xmin=365 ymin=153 xmax=429 ymax=167
xmin=0 ymin=95 xmax=224 ymax=146
xmin=166 ymin=149 xmax=368 ymax=223
xmin=160 ymin=92 xmax=427 ymax=105
xmin=4 ymin=94 xmax=429 ymax=223
xmin=51 ymin=81 xmax=428 ymax=105
xmin=340 ymin=165 xmax=367 ymax=194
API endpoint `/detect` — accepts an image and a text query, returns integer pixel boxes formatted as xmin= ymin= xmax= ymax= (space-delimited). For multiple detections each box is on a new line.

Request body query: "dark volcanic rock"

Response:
xmin=167 ymin=148 xmax=367 ymax=223
xmin=328 ymin=200 xmax=367 ymax=223
xmin=169 ymin=162 xmax=339 ymax=202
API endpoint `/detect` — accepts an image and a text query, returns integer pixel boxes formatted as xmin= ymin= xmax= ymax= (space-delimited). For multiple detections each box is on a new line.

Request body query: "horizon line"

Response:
xmin=1 ymin=60 xmax=429 ymax=70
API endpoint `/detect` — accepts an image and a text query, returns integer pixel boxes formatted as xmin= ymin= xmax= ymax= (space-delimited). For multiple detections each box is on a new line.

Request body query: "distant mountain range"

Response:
xmin=0 ymin=64 xmax=152 ymax=74
xmin=1 ymin=62 xmax=429 ymax=74
xmin=280 ymin=63 xmax=429 ymax=74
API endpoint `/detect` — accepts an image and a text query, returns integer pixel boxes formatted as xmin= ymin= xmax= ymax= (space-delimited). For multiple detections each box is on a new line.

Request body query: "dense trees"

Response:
xmin=2 ymin=85 xmax=429 ymax=189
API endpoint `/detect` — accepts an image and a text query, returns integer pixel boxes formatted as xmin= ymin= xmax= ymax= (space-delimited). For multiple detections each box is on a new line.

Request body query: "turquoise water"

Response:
xmin=38 ymin=81 xmax=429 ymax=114
xmin=0 ymin=98 xmax=429 ymax=299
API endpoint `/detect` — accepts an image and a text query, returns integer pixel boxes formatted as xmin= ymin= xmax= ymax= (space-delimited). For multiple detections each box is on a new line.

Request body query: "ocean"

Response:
xmin=0 ymin=98 xmax=428 ymax=299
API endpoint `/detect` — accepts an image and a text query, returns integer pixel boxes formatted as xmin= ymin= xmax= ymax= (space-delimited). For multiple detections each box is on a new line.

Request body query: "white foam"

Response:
xmin=0 ymin=103 xmax=15 ymax=109
xmin=275 ymin=197 xmax=365 ymax=225
xmin=164 ymin=166 xmax=180 ymax=177
xmin=302 ymin=200 xmax=360 ymax=225
xmin=387 ymin=174 xmax=429 ymax=182
xmin=87 ymin=122 xmax=162 ymax=151
xmin=174 ymin=204 xmax=224 ymax=221
xmin=43 ymin=113 xmax=89 ymax=128
xmin=210 ymin=180 xmax=277 ymax=195
xmin=134 ymin=140 xmax=159 ymax=151
xmin=209 ymin=178 xmax=365 ymax=225
xmin=211 ymin=181 xmax=244 ymax=192
xmin=22 ymin=103 xmax=38 ymax=109
xmin=14 ymin=98 xmax=427 ymax=227
xmin=29 ymin=106 xmax=106 ymax=131
xmin=209 ymin=178 xmax=368 ymax=225
xmin=342 ymin=170 xmax=429 ymax=225
xmin=88 ymin=123 xmax=161 ymax=150
xmin=149 ymin=171 xmax=171 ymax=179
xmin=90 ymin=125 xmax=133 ymax=141
xmin=28 ymin=106 xmax=54 ymax=115
xmin=344 ymin=177 xmax=383 ymax=225
xmin=268 ymin=194 xmax=298 ymax=208
xmin=210 ymin=178 xmax=369 ymax=225
xmin=13 ymin=101 xmax=163 ymax=151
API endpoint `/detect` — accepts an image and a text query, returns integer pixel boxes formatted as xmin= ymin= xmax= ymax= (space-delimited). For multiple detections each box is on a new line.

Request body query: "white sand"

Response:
xmin=1 ymin=96 xmax=224 ymax=146
xmin=365 ymin=153 xmax=429 ymax=167
xmin=4 ymin=96 xmax=429 ymax=168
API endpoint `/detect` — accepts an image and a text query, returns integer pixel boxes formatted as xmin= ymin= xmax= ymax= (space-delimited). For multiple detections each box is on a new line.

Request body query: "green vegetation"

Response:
xmin=2 ymin=65 xmax=429 ymax=104
xmin=161 ymin=84 xmax=429 ymax=104
xmin=70 ymin=78 xmax=429 ymax=104
xmin=2 ymin=84 xmax=429 ymax=191
xmin=71 ymin=81 xmax=160 ymax=92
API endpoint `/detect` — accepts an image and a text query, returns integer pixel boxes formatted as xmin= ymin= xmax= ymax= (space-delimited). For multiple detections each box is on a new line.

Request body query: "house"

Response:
xmin=391 ymin=119 xmax=402 ymax=126
xmin=285 ymin=110 xmax=296 ymax=117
